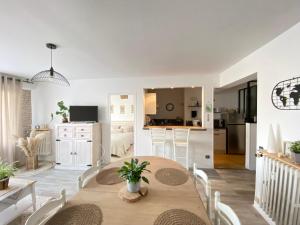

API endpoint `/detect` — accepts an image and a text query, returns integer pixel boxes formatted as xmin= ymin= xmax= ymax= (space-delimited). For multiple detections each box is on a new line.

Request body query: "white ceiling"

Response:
xmin=1 ymin=0 xmax=300 ymax=79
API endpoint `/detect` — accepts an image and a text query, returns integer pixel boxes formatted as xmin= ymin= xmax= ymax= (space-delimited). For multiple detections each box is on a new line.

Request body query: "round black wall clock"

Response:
xmin=271 ymin=76 xmax=300 ymax=110
xmin=166 ymin=103 xmax=175 ymax=111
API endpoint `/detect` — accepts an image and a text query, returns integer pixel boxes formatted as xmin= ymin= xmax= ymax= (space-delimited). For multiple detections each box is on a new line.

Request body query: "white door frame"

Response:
xmin=108 ymin=93 xmax=137 ymax=162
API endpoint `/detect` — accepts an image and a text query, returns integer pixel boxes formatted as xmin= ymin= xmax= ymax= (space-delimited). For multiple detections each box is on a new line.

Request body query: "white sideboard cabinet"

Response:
xmin=55 ymin=123 xmax=101 ymax=169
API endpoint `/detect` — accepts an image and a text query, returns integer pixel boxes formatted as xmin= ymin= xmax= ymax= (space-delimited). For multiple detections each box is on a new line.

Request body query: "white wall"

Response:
xmin=31 ymin=74 xmax=218 ymax=168
xmin=219 ymin=22 xmax=300 ymax=149
xmin=110 ymin=95 xmax=134 ymax=122
xmin=214 ymin=84 xmax=247 ymax=111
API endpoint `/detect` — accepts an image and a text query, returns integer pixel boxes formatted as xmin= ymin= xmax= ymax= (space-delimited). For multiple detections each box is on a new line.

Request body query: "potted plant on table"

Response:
xmin=118 ymin=158 xmax=150 ymax=193
xmin=290 ymin=141 xmax=300 ymax=164
xmin=55 ymin=101 xmax=69 ymax=123
xmin=0 ymin=160 xmax=16 ymax=190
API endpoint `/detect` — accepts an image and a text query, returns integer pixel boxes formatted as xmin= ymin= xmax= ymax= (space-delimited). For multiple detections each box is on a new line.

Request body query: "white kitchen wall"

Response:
xmin=219 ymin=21 xmax=300 ymax=149
xmin=31 ymin=74 xmax=218 ymax=168
xmin=214 ymin=83 xmax=247 ymax=111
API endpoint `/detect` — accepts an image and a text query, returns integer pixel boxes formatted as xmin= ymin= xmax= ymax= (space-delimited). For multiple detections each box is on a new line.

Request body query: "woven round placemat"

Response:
xmin=96 ymin=167 xmax=123 ymax=185
xmin=154 ymin=209 xmax=207 ymax=225
xmin=45 ymin=204 xmax=102 ymax=225
xmin=155 ymin=168 xmax=188 ymax=186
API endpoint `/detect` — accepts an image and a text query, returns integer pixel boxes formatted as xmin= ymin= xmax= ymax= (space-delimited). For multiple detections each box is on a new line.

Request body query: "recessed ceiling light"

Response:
xmin=171 ymin=87 xmax=174 ymax=89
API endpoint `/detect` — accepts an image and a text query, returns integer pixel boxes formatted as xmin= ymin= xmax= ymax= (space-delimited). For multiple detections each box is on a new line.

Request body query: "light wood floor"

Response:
xmin=11 ymin=165 xmax=267 ymax=225
xmin=202 ymin=169 xmax=268 ymax=225
xmin=214 ymin=151 xmax=245 ymax=169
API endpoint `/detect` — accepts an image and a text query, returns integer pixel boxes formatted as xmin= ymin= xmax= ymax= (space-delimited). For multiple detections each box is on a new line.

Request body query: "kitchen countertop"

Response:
xmin=143 ymin=125 xmax=207 ymax=131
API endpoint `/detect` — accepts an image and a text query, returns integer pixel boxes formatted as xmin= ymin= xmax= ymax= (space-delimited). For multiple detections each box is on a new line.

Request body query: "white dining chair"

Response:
xmin=25 ymin=189 xmax=66 ymax=225
xmin=172 ymin=128 xmax=190 ymax=169
xmin=193 ymin=163 xmax=211 ymax=219
xmin=150 ymin=128 xmax=167 ymax=157
xmin=78 ymin=160 xmax=101 ymax=189
xmin=214 ymin=191 xmax=241 ymax=225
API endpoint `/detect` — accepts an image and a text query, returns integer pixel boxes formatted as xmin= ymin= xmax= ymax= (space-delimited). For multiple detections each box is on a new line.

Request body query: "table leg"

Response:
xmin=31 ymin=184 xmax=37 ymax=211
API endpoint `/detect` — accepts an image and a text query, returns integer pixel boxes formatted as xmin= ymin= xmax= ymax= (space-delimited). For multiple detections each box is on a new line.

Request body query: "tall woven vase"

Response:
xmin=26 ymin=155 xmax=38 ymax=170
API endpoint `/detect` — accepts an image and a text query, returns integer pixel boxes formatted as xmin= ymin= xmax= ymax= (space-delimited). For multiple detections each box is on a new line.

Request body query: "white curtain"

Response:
xmin=0 ymin=75 xmax=22 ymax=163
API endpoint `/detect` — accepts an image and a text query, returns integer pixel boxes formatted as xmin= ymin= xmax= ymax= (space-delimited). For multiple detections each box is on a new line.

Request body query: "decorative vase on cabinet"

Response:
xmin=55 ymin=123 xmax=101 ymax=169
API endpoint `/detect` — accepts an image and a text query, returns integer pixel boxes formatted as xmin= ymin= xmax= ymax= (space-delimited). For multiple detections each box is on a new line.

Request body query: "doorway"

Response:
xmin=109 ymin=94 xmax=135 ymax=162
xmin=213 ymin=80 xmax=257 ymax=169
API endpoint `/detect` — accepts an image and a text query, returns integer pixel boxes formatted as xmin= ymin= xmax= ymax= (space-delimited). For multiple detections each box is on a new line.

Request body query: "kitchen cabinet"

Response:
xmin=214 ymin=129 xmax=226 ymax=152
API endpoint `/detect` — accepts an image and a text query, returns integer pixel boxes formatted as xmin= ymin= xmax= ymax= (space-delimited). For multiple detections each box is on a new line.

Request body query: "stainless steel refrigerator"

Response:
xmin=227 ymin=123 xmax=246 ymax=155
xmin=221 ymin=112 xmax=246 ymax=155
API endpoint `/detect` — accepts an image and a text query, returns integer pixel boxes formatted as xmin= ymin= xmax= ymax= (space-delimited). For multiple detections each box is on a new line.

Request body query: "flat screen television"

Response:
xmin=69 ymin=106 xmax=98 ymax=122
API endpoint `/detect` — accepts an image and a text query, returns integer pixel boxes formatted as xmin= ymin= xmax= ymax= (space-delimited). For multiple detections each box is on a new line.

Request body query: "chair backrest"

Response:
xmin=78 ymin=160 xmax=101 ymax=189
xmin=150 ymin=128 xmax=166 ymax=141
xmin=214 ymin=191 xmax=241 ymax=225
xmin=25 ymin=189 xmax=66 ymax=225
xmin=172 ymin=128 xmax=190 ymax=143
xmin=193 ymin=163 xmax=211 ymax=219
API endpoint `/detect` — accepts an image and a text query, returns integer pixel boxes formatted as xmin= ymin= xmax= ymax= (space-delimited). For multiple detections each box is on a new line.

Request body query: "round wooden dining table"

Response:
xmin=69 ymin=156 xmax=212 ymax=225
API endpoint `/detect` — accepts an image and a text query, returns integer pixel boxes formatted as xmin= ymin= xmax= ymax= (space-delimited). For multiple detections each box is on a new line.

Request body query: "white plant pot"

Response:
xmin=127 ymin=180 xmax=141 ymax=193
xmin=291 ymin=152 xmax=300 ymax=164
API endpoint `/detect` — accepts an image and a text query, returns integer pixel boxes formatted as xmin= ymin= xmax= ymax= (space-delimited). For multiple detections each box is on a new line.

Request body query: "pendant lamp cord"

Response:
xmin=50 ymin=48 xmax=53 ymax=68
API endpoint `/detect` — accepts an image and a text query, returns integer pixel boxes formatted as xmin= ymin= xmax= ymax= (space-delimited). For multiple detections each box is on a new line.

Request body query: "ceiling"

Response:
xmin=1 ymin=0 xmax=300 ymax=80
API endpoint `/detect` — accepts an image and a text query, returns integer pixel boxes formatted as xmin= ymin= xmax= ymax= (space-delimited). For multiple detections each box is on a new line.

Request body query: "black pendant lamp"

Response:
xmin=31 ymin=43 xmax=70 ymax=86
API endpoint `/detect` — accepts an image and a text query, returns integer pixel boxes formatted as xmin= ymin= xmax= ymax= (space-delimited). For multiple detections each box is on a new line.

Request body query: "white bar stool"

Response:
xmin=172 ymin=128 xmax=190 ymax=169
xmin=150 ymin=128 xmax=167 ymax=157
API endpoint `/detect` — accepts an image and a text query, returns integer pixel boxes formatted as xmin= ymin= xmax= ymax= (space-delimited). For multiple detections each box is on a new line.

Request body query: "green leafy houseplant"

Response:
xmin=290 ymin=141 xmax=300 ymax=164
xmin=118 ymin=158 xmax=150 ymax=193
xmin=290 ymin=141 xmax=300 ymax=153
xmin=55 ymin=101 xmax=69 ymax=123
xmin=0 ymin=160 xmax=17 ymax=190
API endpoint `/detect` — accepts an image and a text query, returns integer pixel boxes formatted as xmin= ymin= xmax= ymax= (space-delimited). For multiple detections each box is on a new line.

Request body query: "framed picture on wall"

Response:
xmin=120 ymin=105 xmax=125 ymax=114
xmin=283 ymin=141 xmax=293 ymax=158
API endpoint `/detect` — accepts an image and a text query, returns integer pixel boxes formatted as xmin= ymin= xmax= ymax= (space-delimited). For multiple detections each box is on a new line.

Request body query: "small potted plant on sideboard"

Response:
xmin=55 ymin=100 xmax=69 ymax=123
xmin=118 ymin=158 xmax=150 ymax=193
xmin=0 ymin=160 xmax=16 ymax=190
xmin=290 ymin=141 xmax=300 ymax=164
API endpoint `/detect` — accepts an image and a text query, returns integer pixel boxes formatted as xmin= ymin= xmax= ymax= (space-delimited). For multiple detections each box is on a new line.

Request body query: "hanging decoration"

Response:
xmin=271 ymin=76 xmax=300 ymax=110
xmin=31 ymin=43 xmax=70 ymax=86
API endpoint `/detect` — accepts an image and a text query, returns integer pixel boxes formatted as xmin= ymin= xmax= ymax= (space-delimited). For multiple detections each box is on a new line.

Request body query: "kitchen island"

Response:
xmin=143 ymin=125 xmax=212 ymax=168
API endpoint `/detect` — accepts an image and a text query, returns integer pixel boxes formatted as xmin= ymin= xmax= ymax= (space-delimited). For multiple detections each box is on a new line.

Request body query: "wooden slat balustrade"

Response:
xmin=254 ymin=152 xmax=300 ymax=225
